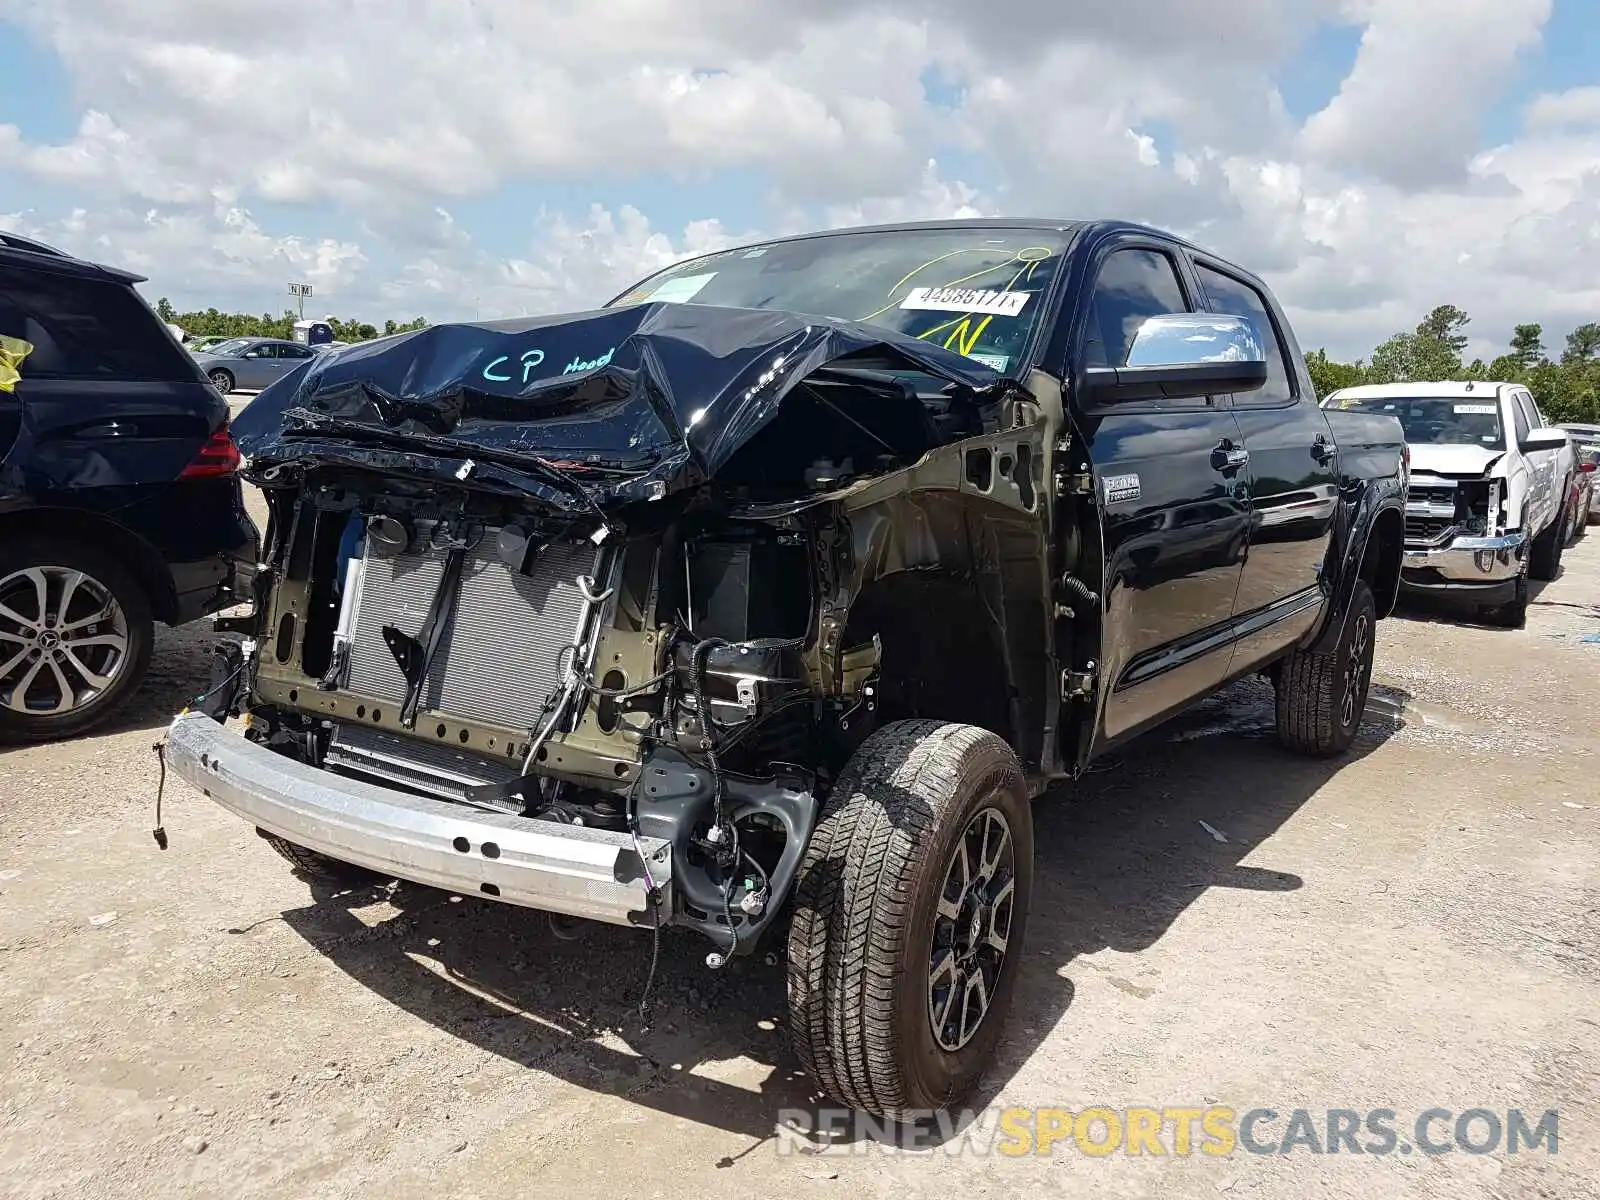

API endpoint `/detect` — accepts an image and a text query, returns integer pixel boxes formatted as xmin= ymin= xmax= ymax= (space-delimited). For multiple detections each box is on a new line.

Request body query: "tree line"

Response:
xmin=1305 ymin=306 xmax=1600 ymax=424
xmin=153 ymin=298 xmax=429 ymax=344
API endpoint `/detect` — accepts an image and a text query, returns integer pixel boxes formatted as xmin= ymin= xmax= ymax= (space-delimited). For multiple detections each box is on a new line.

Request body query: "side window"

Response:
xmin=1082 ymin=248 xmax=1189 ymax=370
xmin=0 ymin=266 xmax=193 ymax=381
xmin=250 ymin=343 xmax=277 ymax=359
xmin=283 ymin=344 xmax=314 ymax=359
xmin=1520 ymin=391 xmax=1546 ymax=428
xmin=1510 ymin=394 xmax=1532 ymax=446
xmin=1195 ymin=263 xmax=1294 ymax=405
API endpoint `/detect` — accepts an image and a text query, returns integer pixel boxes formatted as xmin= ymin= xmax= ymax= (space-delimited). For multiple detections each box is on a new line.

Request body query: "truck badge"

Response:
xmin=1102 ymin=473 xmax=1142 ymax=505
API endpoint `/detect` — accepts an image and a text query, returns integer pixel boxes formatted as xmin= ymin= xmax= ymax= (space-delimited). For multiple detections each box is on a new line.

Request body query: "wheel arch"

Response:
xmin=1307 ymin=493 xmax=1405 ymax=657
xmin=828 ymin=481 xmax=1055 ymax=766
xmin=1363 ymin=505 xmax=1403 ymax=618
xmin=0 ymin=506 xmax=178 ymax=623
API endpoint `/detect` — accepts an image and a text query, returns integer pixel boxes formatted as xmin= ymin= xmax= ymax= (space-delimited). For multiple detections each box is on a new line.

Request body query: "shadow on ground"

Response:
xmin=274 ymin=675 xmax=1408 ymax=1157
xmin=1391 ymin=567 xmax=1600 ymax=631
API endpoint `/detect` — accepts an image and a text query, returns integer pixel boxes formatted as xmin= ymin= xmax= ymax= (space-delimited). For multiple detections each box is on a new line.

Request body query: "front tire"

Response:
xmin=258 ymin=829 xmax=386 ymax=887
xmin=1486 ymin=572 xmax=1529 ymax=628
xmin=208 ymin=369 xmax=235 ymax=394
xmin=786 ymin=720 xmax=1033 ymax=1118
xmin=0 ymin=539 xmax=154 ymax=743
xmin=1529 ymin=515 xmax=1565 ymax=581
xmin=1274 ymin=579 xmax=1376 ymax=758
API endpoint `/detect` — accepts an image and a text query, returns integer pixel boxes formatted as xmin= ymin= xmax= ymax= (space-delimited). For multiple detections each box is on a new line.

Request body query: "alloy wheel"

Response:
xmin=1340 ymin=611 xmax=1372 ymax=728
xmin=0 ymin=566 xmax=132 ymax=717
xmin=928 ymin=805 xmax=1016 ymax=1052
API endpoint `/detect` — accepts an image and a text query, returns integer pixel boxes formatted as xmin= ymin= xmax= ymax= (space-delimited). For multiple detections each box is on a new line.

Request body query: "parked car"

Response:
xmin=1559 ymin=423 xmax=1600 ymax=526
xmin=0 ymin=231 xmax=258 ymax=741
xmin=184 ymin=335 xmax=232 ymax=356
xmin=1324 ymin=381 xmax=1573 ymax=626
xmin=191 ymin=337 xmax=319 ymax=395
xmin=166 ymin=219 xmax=1406 ymax=1117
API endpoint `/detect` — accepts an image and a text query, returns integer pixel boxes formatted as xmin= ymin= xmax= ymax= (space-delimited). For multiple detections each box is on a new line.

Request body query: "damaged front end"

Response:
xmin=1401 ymin=461 xmax=1524 ymax=597
xmin=172 ymin=301 xmax=1076 ymax=956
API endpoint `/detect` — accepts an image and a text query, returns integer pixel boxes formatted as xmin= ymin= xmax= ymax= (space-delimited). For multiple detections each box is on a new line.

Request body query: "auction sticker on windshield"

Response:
xmin=1454 ymin=404 xmax=1498 ymax=415
xmin=646 ymin=273 xmax=718 ymax=304
xmin=901 ymin=287 xmax=1031 ymax=317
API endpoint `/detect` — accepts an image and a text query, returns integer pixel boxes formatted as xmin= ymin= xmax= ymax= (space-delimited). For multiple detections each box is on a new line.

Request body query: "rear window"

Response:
xmin=0 ymin=264 xmax=197 ymax=382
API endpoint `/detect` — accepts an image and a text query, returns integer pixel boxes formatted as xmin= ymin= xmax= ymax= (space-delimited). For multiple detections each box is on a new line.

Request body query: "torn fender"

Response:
xmin=231 ymin=302 xmax=1007 ymax=507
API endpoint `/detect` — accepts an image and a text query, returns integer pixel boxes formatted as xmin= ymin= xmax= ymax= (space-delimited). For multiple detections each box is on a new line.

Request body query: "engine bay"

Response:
xmin=236 ymin=475 xmax=879 ymax=954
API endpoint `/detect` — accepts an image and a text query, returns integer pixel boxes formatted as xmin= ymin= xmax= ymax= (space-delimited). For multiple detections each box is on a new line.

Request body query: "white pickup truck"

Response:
xmin=1323 ymin=381 xmax=1574 ymax=626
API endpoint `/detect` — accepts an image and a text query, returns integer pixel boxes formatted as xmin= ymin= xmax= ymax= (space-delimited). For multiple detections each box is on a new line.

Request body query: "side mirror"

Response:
xmin=1523 ymin=427 xmax=1571 ymax=453
xmin=1081 ymin=314 xmax=1269 ymax=404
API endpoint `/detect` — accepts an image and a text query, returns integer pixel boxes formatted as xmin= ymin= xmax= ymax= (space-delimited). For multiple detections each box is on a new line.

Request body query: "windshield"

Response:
xmin=204 ymin=338 xmax=252 ymax=357
xmin=1328 ymin=395 xmax=1505 ymax=450
xmin=608 ymin=226 xmax=1074 ymax=375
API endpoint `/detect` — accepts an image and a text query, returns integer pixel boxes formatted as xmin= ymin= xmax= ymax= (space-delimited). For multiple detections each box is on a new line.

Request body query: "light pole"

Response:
xmin=288 ymin=282 xmax=313 ymax=319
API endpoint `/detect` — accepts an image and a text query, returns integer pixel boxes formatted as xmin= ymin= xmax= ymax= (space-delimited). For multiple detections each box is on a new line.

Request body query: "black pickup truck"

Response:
xmin=165 ymin=219 xmax=1406 ymax=1118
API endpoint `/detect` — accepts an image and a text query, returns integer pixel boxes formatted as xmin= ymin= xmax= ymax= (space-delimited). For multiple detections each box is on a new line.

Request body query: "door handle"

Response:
xmin=1211 ymin=440 xmax=1249 ymax=472
xmin=1312 ymin=434 xmax=1335 ymax=464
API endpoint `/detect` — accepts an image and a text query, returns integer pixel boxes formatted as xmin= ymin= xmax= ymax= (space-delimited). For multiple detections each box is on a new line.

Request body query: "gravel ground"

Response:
xmin=2 ymin=476 xmax=1597 ymax=1200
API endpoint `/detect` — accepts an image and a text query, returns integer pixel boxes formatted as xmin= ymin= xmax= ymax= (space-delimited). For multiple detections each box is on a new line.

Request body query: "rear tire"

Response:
xmin=1273 ymin=579 xmax=1375 ymax=758
xmin=786 ymin=720 xmax=1033 ymax=1118
xmin=258 ymin=830 xmax=386 ymax=887
xmin=0 ymin=538 xmax=154 ymax=743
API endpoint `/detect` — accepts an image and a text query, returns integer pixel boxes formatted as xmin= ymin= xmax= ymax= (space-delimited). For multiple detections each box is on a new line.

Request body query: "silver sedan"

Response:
xmin=192 ymin=337 xmax=318 ymax=394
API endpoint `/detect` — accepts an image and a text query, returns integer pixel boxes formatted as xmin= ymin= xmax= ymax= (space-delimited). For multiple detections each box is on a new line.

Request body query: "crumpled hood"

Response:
xmin=1407 ymin=442 xmax=1505 ymax=477
xmin=231 ymin=302 xmax=1007 ymax=513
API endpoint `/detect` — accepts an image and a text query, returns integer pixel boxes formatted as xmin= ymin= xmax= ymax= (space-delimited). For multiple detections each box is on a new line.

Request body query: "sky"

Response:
xmin=2 ymin=0 xmax=1598 ymax=363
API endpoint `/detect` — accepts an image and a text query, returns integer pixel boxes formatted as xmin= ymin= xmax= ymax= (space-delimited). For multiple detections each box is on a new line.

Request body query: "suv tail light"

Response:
xmin=1581 ymin=461 xmax=1596 ymax=474
xmin=179 ymin=425 xmax=242 ymax=478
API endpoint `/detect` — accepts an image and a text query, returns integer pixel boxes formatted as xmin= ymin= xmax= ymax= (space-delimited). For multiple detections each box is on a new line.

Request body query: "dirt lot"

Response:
xmin=3 ymin=472 xmax=1597 ymax=1199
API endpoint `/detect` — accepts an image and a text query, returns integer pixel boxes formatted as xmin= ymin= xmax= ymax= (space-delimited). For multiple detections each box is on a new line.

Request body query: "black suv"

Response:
xmin=0 ymin=233 xmax=258 ymax=741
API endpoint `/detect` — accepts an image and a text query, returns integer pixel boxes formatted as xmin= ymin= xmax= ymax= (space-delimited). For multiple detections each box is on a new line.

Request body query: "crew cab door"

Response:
xmin=1192 ymin=258 xmax=1337 ymax=671
xmin=1073 ymin=239 xmax=1250 ymax=747
xmin=1513 ymin=389 xmax=1561 ymax=534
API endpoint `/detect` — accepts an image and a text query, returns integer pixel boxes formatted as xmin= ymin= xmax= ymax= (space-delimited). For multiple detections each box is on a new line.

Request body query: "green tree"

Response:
xmin=1366 ymin=305 xmax=1474 ymax=383
xmin=1366 ymin=332 xmax=1423 ymax=383
xmin=1509 ymin=322 xmax=1545 ymax=368
xmin=1416 ymin=304 xmax=1472 ymax=354
xmin=1304 ymin=348 xmax=1366 ymax=398
xmin=1562 ymin=323 xmax=1600 ymax=366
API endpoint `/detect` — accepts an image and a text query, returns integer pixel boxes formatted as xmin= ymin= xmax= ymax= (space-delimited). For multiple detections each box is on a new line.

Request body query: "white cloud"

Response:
xmin=1524 ymin=86 xmax=1600 ymax=129
xmin=1298 ymin=0 xmax=1552 ymax=188
xmin=1 ymin=0 xmax=1598 ymax=363
xmin=1 ymin=202 xmax=367 ymax=308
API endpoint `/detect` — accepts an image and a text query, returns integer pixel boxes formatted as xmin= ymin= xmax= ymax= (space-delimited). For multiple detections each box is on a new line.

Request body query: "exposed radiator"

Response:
xmin=344 ymin=531 xmax=603 ymax=733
